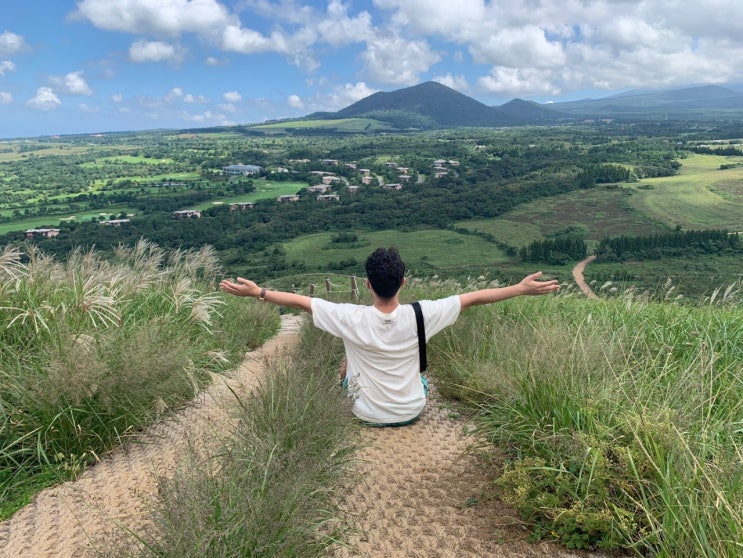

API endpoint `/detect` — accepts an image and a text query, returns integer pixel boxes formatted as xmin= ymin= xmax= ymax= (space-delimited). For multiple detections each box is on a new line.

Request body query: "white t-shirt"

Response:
xmin=311 ymin=295 xmax=461 ymax=424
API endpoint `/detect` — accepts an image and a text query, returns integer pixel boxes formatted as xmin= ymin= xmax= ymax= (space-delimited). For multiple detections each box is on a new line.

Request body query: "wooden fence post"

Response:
xmin=325 ymin=279 xmax=331 ymax=296
xmin=309 ymin=284 xmax=315 ymax=297
xmin=351 ymin=275 xmax=359 ymax=300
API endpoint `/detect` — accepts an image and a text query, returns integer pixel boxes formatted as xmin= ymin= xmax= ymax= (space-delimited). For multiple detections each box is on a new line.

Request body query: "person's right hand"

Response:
xmin=219 ymin=277 xmax=260 ymax=298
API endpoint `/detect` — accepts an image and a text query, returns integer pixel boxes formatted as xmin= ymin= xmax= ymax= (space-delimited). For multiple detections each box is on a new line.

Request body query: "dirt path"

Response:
xmin=0 ymin=314 xmax=606 ymax=558
xmin=572 ymin=255 xmax=599 ymax=299
xmin=0 ymin=315 xmax=304 ymax=558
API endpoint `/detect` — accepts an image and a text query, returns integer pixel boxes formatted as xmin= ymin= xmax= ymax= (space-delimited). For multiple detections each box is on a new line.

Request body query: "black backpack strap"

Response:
xmin=411 ymin=301 xmax=427 ymax=373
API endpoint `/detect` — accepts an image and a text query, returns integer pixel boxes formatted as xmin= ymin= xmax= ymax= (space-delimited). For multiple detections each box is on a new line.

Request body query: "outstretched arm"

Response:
xmin=219 ymin=278 xmax=313 ymax=314
xmin=458 ymin=272 xmax=560 ymax=311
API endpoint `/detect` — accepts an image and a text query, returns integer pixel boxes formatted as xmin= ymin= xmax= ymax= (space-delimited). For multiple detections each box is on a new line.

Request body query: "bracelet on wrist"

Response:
xmin=258 ymin=287 xmax=267 ymax=301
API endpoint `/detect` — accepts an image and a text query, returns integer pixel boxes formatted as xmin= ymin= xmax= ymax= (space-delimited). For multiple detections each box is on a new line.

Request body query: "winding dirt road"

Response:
xmin=572 ymin=255 xmax=598 ymax=299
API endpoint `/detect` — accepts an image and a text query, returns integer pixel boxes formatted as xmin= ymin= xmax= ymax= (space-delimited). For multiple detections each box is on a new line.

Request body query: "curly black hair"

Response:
xmin=365 ymin=247 xmax=405 ymax=299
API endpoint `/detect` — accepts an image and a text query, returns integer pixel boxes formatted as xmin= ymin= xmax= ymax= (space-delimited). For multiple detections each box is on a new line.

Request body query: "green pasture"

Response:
xmin=252 ymin=118 xmax=394 ymax=133
xmin=191 ymin=180 xmax=305 ymax=210
xmin=628 ymin=153 xmax=743 ymax=230
xmin=456 ymin=186 xmax=663 ymax=248
xmin=282 ymin=229 xmax=508 ymax=273
xmin=0 ymin=209 xmax=136 ymax=235
xmin=0 ymin=144 xmax=113 ymax=162
xmin=81 ymin=155 xmax=173 ymax=167
xmin=93 ymin=172 xmax=201 ymax=188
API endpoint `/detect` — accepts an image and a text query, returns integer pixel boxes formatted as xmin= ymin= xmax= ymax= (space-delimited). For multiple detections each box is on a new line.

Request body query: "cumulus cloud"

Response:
xmin=165 ymin=87 xmax=184 ymax=102
xmin=433 ymin=73 xmax=469 ymax=92
xmin=323 ymin=82 xmax=377 ymax=111
xmin=0 ymin=31 xmax=25 ymax=56
xmin=288 ymin=94 xmax=304 ymax=109
xmin=316 ymin=0 xmax=373 ymax=46
xmin=27 ymin=87 xmax=62 ymax=111
xmin=50 ymin=71 xmax=93 ymax=95
xmin=178 ymin=109 xmax=234 ymax=126
xmin=205 ymin=56 xmax=225 ymax=66
xmin=111 ymin=93 xmax=123 ymax=102
xmin=72 ymin=0 xmax=230 ymax=37
xmin=222 ymin=90 xmax=241 ymax=103
xmin=184 ymin=93 xmax=210 ymax=103
xmin=371 ymin=0 xmax=743 ymax=96
xmin=129 ymin=40 xmax=184 ymax=63
xmin=0 ymin=60 xmax=15 ymax=77
xmin=478 ymin=67 xmax=562 ymax=97
xmin=361 ymin=35 xmax=440 ymax=85
xmin=0 ymin=91 xmax=12 ymax=104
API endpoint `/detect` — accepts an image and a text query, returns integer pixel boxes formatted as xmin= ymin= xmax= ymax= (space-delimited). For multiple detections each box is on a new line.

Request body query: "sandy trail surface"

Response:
xmin=1 ymin=314 xmax=606 ymax=558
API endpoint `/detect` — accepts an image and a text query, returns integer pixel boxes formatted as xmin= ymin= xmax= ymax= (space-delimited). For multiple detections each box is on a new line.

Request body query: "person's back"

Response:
xmin=219 ymin=246 xmax=560 ymax=427
xmin=312 ymin=294 xmax=460 ymax=425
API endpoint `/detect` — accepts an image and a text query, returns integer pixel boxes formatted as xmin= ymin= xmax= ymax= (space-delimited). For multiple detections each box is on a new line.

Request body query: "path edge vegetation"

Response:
xmin=101 ymin=276 xmax=741 ymax=558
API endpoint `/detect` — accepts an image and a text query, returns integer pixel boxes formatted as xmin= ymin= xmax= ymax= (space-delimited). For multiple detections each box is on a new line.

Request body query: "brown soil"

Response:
xmin=0 ymin=314 xmax=610 ymax=558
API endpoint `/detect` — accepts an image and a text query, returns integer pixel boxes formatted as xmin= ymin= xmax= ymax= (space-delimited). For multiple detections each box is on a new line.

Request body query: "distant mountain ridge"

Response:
xmin=306 ymin=81 xmax=743 ymax=130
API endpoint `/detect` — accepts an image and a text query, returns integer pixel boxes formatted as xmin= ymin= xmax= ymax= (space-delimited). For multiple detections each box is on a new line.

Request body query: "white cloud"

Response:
xmin=323 ymin=82 xmax=377 ymax=111
xmin=50 ymin=71 xmax=93 ymax=95
xmin=27 ymin=87 xmax=62 ymax=111
xmin=218 ymin=102 xmax=237 ymax=112
xmin=73 ymin=0 xmax=230 ymax=37
xmin=0 ymin=92 xmax=12 ymax=104
xmin=205 ymin=56 xmax=224 ymax=66
xmin=0 ymin=60 xmax=15 ymax=77
xmin=165 ymin=87 xmax=184 ymax=102
xmin=469 ymin=25 xmax=566 ymax=68
xmin=288 ymin=94 xmax=304 ymax=109
xmin=0 ymin=31 xmax=25 ymax=56
xmin=478 ymin=67 xmax=561 ymax=97
xmin=316 ymin=0 xmax=373 ymax=46
xmin=112 ymin=93 xmax=123 ymax=102
xmin=223 ymin=90 xmax=242 ymax=103
xmin=129 ymin=40 xmax=184 ymax=63
xmin=370 ymin=0 xmax=743 ymax=97
xmin=374 ymin=0 xmax=488 ymax=39
xmin=178 ymin=109 xmax=234 ymax=126
xmin=79 ymin=103 xmax=100 ymax=113
xmin=184 ymin=93 xmax=210 ymax=103
xmin=361 ymin=35 xmax=440 ymax=85
xmin=433 ymin=73 xmax=469 ymax=92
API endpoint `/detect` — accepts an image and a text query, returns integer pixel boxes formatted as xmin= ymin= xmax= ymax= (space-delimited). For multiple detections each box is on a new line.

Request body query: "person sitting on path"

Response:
xmin=219 ymin=247 xmax=560 ymax=427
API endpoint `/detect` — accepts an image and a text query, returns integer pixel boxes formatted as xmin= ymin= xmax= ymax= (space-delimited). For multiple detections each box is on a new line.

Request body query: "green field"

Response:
xmin=628 ymin=153 xmax=743 ymax=230
xmin=252 ymin=118 xmax=395 ymax=133
xmin=193 ymin=180 xmax=306 ymax=210
xmin=81 ymin=155 xmax=174 ymax=167
xmin=0 ymin=210 xmax=138 ymax=235
xmin=282 ymin=229 xmax=509 ymax=273
xmin=455 ymin=153 xmax=743 ymax=250
xmin=456 ymin=186 xmax=662 ymax=248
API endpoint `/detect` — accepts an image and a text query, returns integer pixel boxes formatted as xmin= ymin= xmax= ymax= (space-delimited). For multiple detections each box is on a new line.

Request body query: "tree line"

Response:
xmin=596 ymin=229 xmax=741 ymax=260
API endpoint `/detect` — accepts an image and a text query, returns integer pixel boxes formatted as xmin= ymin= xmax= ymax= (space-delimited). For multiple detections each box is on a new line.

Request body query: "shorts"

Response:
xmin=340 ymin=375 xmax=428 ymax=427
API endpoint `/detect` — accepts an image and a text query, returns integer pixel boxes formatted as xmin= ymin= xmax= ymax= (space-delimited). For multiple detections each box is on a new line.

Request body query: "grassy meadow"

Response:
xmin=281 ymin=229 xmax=509 ymax=274
xmin=252 ymin=117 xmax=395 ymax=133
xmin=425 ymin=281 xmax=743 ymax=556
xmin=0 ymin=241 xmax=279 ymax=519
xmin=628 ymin=154 xmax=743 ymax=231
xmin=97 ymin=278 xmax=743 ymax=557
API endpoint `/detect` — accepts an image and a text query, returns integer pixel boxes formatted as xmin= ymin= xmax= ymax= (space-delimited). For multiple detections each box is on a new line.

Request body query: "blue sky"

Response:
xmin=2 ymin=0 xmax=743 ymax=139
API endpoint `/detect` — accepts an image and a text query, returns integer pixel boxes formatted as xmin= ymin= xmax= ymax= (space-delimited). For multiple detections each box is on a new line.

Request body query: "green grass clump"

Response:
xmin=105 ymin=318 xmax=358 ymax=558
xmin=429 ymin=289 xmax=742 ymax=556
xmin=0 ymin=240 xmax=278 ymax=519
